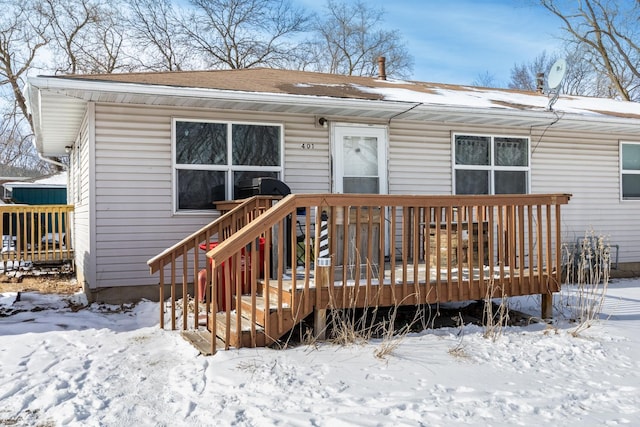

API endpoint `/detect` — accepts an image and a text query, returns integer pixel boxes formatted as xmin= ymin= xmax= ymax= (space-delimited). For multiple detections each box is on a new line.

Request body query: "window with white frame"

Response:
xmin=173 ymin=119 xmax=283 ymax=211
xmin=453 ymin=134 xmax=530 ymax=194
xmin=621 ymin=141 xmax=640 ymax=200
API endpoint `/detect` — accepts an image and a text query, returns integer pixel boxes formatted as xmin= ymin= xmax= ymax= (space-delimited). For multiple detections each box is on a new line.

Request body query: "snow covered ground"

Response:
xmin=1 ymin=278 xmax=639 ymax=426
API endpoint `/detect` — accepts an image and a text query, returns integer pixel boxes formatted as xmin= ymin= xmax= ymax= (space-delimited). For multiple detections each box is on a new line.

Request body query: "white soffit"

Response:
xmin=33 ymin=91 xmax=87 ymax=157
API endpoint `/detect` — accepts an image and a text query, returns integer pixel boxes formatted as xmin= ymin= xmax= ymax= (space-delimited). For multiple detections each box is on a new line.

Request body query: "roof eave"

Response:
xmin=26 ymin=75 xmax=640 ymax=156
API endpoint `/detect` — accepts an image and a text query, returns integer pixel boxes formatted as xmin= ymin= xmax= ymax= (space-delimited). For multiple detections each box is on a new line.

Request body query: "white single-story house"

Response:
xmin=25 ymin=66 xmax=640 ymax=303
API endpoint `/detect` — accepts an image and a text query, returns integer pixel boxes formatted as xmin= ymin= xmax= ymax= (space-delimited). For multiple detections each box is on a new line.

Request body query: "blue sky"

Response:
xmin=301 ymin=0 xmax=565 ymax=85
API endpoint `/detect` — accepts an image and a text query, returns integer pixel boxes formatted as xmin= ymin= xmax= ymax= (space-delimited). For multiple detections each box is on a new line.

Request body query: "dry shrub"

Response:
xmin=448 ymin=313 xmax=470 ymax=359
xmin=483 ymin=279 xmax=510 ymax=341
xmin=448 ymin=340 xmax=469 ymax=359
xmin=302 ymin=327 xmax=318 ymax=349
xmin=325 ymin=293 xmax=428 ymax=359
xmin=328 ymin=306 xmax=377 ymax=346
xmin=562 ymin=230 xmax=611 ymax=336
xmin=373 ymin=302 xmax=422 ymax=359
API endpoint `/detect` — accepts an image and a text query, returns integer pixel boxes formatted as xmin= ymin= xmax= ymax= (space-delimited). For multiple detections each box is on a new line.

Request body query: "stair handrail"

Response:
xmin=147 ymin=196 xmax=281 ymax=274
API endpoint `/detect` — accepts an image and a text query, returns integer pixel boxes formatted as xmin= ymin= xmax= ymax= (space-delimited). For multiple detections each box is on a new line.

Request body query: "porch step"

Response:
xmin=213 ymin=311 xmax=266 ymax=348
xmin=236 ymin=295 xmax=307 ymax=343
xmin=211 ymin=292 xmax=313 ymax=348
xmin=260 ymin=278 xmax=316 ymax=292
xmin=181 ymin=330 xmax=224 ymax=356
xmin=259 ymin=280 xmax=295 ymax=305
xmin=259 ymin=277 xmax=317 ymax=298
xmin=239 ymin=295 xmax=290 ymax=325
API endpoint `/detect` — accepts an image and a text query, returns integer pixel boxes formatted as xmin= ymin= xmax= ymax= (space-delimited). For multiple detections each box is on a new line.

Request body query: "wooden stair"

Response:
xmin=183 ymin=279 xmax=314 ymax=353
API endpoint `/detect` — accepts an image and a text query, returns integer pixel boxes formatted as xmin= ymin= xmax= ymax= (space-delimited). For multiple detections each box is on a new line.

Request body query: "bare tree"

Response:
xmin=0 ymin=0 xmax=49 ymax=129
xmin=561 ymin=47 xmax=602 ymax=96
xmin=38 ymin=0 xmax=131 ymax=74
xmin=507 ymin=47 xmax=609 ymax=97
xmin=125 ymin=0 xmax=195 ymax=71
xmin=79 ymin=10 xmax=129 ymax=73
xmin=0 ymin=0 xmax=54 ymax=173
xmin=310 ymin=0 xmax=413 ymax=78
xmin=37 ymin=0 xmax=98 ymax=74
xmin=540 ymin=0 xmax=640 ymax=101
xmin=180 ymin=0 xmax=310 ymax=69
xmin=0 ymin=100 xmax=48 ymax=171
xmin=509 ymin=51 xmax=558 ymax=91
xmin=472 ymin=71 xmax=499 ymax=88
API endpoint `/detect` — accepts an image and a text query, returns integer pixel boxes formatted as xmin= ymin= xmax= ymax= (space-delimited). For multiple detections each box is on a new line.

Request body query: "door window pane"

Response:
xmin=177 ymin=169 xmax=226 ymax=209
xmin=456 ymin=170 xmax=489 ymax=194
xmin=232 ymin=124 xmax=280 ymax=166
xmin=495 ymin=171 xmax=527 ymax=194
xmin=455 ymin=135 xmax=490 ymax=165
xmin=343 ymin=177 xmax=379 ymax=194
xmin=343 ymin=136 xmax=379 ymax=176
xmin=176 ymin=121 xmax=226 ymax=165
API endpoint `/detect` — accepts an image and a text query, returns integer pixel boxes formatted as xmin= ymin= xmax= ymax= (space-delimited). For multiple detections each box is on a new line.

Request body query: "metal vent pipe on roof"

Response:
xmin=536 ymin=72 xmax=545 ymax=93
xmin=378 ymin=56 xmax=387 ymax=80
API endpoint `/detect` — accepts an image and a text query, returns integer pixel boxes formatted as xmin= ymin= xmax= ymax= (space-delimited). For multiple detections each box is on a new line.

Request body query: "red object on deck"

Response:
xmin=198 ymin=238 xmax=265 ymax=310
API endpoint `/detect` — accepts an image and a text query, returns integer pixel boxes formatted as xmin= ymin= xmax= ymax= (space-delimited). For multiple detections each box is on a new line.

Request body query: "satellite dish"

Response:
xmin=546 ymin=58 xmax=567 ymax=111
xmin=548 ymin=58 xmax=567 ymax=90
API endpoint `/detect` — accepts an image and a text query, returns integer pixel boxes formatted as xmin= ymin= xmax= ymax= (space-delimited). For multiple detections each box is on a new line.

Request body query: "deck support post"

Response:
xmin=541 ymin=292 xmax=553 ymax=320
xmin=314 ymin=262 xmax=331 ymax=340
xmin=314 ymin=308 xmax=327 ymax=340
xmin=314 ymin=209 xmax=331 ymax=340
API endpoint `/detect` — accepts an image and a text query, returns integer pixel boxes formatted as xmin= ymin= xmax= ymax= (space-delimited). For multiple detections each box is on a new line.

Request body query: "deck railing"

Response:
xmin=1 ymin=204 xmax=74 ymax=268
xmin=150 ymin=193 xmax=571 ymax=354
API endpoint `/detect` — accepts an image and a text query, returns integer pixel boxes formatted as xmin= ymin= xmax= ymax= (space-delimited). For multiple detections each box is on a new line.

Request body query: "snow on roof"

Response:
xmin=355 ymin=82 xmax=640 ymax=118
xmin=3 ymin=172 xmax=67 ymax=188
xmin=50 ymin=68 xmax=640 ymax=119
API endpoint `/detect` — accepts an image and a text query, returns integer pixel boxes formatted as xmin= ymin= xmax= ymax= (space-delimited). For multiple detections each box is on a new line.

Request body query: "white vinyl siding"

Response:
xmin=387 ymin=121 xmax=640 ymax=263
xmin=71 ymin=104 xmax=94 ymax=288
xmin=283 ymin=120 xmax=330 ymax=193
xmin=530 ymin=128 xmax=639 ymax=261
xmin=90 ymin=104 xmax=328 ymax=288
xmin=387 ymin=121 xmax=453 ymax=195
xmin=81 ymin=102 xmax=640 ymax=290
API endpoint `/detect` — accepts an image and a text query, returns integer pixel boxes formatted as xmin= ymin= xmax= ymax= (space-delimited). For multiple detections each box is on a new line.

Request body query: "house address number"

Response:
xmin=300 ymin=143 xmax=315 ymax=149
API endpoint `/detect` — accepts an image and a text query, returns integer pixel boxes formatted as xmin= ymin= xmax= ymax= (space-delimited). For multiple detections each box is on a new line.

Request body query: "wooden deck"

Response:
xmin=178 ymin=262 xmax=558 ymax=353
xmin=149 ymin=194 xmax=570 ymax=355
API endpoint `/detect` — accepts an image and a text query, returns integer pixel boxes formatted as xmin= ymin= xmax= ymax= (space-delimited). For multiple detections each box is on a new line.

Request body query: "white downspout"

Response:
xmin=37 ymin=151 xmax=67 ymax=169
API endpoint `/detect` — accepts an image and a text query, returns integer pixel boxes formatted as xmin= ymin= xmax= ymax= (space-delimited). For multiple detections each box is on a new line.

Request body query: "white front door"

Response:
xmin=333 ymin=124 xmax=387 ymax=194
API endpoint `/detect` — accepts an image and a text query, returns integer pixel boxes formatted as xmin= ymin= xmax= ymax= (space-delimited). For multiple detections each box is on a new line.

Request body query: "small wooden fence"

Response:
xmin=148 ymin=193 xmax=571 ymax=355
xmin=1 ymin=204 xmax=74 ymax=268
